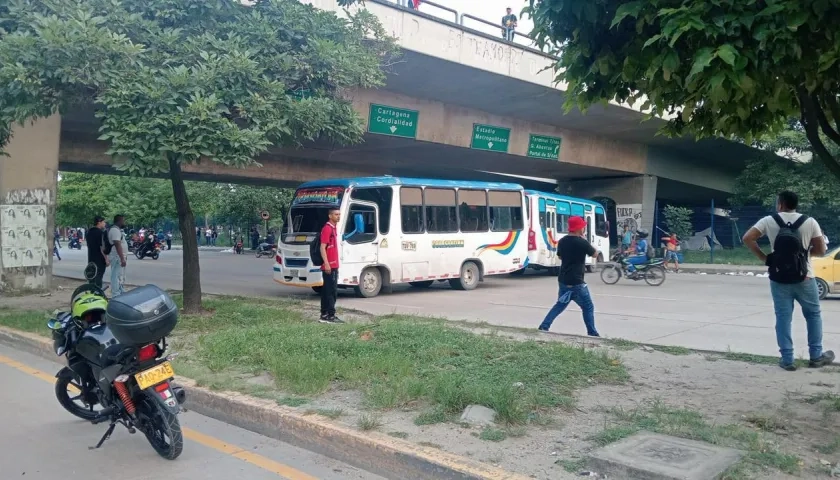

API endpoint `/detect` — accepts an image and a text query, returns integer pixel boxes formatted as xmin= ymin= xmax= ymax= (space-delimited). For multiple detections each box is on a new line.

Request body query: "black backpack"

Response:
xmin=310 ymin=225 xmax=334 ymax=267
xmin=103 ymin=226 xmax=119 ymax=256
xmin=767 ymin=213 xmax=809 ymax=284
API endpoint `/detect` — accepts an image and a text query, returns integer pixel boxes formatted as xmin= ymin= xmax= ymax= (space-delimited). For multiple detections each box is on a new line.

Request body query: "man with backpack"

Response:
xmin=312 ymin=207 xmax=343 ymax=324
xmin=105 ymin=214 xmax=128 ymax=297
xmin=743 ymin=191 xmax=834 ymax=371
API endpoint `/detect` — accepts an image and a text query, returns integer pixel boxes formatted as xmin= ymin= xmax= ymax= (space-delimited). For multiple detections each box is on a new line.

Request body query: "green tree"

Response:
xmin=0 ymin=0 xmax=394 ymax=312
xmin=527 ymin=0 xmax=840 ymax=179
xmin=56 ymin=173 xmax=110 ymax=227
xmin=661 ymin=205 xmax=693 ymax=241
xmin=214 ymin=184 xmax=294 ymax=228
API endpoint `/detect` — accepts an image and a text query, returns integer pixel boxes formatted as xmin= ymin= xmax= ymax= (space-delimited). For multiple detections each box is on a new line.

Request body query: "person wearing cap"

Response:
xmin=85 ymin=215 xmax=109 ymax=288
xmin=538 ymin=215 xmax=600 ymax=337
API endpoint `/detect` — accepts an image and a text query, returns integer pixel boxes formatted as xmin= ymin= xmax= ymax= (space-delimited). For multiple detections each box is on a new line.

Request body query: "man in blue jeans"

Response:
xmin=743 ymin=190 xmax=834 ymax=371
xmin=538 ymin=216 xmax=600 ymax=336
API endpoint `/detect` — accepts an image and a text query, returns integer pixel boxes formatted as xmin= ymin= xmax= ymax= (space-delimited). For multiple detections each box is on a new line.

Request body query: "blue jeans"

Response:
xmin=109 ymin=255 xmax=125 ymax=297
xmin=539 ymin=283 xmax=598 ymax=336
xmin=770 ymin=278 xmax=823 ymax=364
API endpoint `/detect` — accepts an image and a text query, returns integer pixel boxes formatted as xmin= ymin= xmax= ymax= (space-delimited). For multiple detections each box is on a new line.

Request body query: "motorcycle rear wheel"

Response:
xmin=137 ymin=393 xmax=183 ymax=460
xmin=55 ymin=369 xmax=102 ymax=421
xmin=644 ymin=265 xmax=667 ymax=286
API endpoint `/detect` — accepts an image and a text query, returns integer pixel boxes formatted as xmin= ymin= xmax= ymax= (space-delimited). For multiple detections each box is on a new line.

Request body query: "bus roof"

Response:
xmin=298 ymin=176 xmax=524 ymax=191
xmin=524 ymin=190 xmax=605 ymax=210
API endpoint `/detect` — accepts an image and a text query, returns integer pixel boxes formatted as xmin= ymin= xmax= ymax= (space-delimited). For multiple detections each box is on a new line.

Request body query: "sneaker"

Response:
xmin=321 ymin=315 xmax=344 ymax=324
xmin=588 ymin=332 xmax=601 ymax=338
xmin=537 ymin=326 xmax=549 ymax=332
xmin=318 ymin=315 xmax=330 ymax=324
xmin=809 ymin=350 xmax=835 ymax=368
xmin=779 ymin=361 xmax=797 ymax=372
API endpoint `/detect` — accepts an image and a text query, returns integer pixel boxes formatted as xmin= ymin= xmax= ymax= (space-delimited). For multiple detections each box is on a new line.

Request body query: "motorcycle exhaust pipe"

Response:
xmin=172 ymin=386 xmax=186 ymax=405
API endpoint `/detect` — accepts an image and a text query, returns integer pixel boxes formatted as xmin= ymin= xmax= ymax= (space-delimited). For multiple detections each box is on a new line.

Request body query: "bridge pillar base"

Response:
xmin=565 ymin=175 xmax=658 ymax=233
xmin=0 ymin=115 xmax=60 ymax=292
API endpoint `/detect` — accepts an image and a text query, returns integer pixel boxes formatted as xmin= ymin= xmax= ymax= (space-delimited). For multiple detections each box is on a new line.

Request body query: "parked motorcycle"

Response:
xmin=135 ymin=241 xmax=161 ymax=260
xmin=600 ymin=251 xmax=666 ymax=286
xmin=255 ymin=241 xmax=276 ymax=258
xmin=48 ymin=264 xmax=185 ymax=459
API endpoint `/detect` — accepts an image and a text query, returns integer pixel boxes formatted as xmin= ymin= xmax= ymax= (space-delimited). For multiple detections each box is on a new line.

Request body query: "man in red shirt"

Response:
xmin=319 ymin=207 xmax=343 ymax=323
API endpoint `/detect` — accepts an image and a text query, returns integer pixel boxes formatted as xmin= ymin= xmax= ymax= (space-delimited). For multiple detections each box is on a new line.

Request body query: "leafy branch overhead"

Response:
xmin=0 ymin=0 xmax=398 ymax=171
xmin=527 ymin=0 xmax=840 ymax=178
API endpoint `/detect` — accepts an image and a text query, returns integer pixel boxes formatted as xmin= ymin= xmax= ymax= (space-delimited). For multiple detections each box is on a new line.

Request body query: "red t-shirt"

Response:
xmin=320 ymin=223 xmax=339 ymax=270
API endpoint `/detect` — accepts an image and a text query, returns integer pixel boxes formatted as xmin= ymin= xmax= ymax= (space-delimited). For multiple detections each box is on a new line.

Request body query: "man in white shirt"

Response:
xmin=743 ymin=191 xmax=834 ymax=371
xmin=107 ymin=215 xmax=129 ymax=297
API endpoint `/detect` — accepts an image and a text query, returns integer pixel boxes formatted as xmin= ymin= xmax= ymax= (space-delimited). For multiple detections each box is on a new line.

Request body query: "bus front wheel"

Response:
xmin=450 ymin=261 xmax=480 ymax=291
xmin=354 ymin=268 xmax=382 ymax=298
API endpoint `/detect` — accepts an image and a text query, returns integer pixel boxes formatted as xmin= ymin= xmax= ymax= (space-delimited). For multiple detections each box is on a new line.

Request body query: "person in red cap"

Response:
xmin=538 ymin=215 xmax=600 ymax=336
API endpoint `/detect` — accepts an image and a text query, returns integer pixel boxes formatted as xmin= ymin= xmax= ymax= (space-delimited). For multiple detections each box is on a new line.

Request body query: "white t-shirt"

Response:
xmin=108 ymin=226 xmax=128 ymax=260
xmin=752 ymin=212 xmax=823 ymax=278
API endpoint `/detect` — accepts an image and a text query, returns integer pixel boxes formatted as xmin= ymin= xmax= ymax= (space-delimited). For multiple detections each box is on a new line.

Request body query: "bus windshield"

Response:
xmin=282 ymin=186 xmax=345 ymax=244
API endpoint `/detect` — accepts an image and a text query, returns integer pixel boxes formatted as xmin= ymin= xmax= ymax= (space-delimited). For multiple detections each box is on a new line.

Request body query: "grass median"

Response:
xmin=0 ymin=295 xmax=627 ymax=425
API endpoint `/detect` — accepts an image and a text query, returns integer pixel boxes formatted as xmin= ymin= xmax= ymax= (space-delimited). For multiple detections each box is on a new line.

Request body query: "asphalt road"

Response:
xmin=0 ymin=343 xmax=384 ymax=480
xmin=52 ymin=248 xmax=840 ymax=358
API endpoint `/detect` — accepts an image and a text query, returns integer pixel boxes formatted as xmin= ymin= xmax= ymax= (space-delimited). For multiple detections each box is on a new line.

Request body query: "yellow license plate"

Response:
xmin=135 ymin=361 xmax=175 ymax=390
xmin=295 ymin=235 xmax=307 ymax=242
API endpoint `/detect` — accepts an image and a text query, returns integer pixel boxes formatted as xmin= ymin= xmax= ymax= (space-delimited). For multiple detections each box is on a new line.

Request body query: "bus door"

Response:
xmin=546 ymin=199 xmax=557 ymax=264
xmin=585 ymin=204 xmax=594 ymax=244
xmin=342 ymin=200 xmax=380 ymax=269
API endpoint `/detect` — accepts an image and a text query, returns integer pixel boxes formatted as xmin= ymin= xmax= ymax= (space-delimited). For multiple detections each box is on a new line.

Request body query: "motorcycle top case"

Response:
xmin=105 ymin=285 xmax=178 ymax=346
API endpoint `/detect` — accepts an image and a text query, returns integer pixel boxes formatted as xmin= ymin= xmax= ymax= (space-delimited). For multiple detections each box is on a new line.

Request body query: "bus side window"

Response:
xmin=458 ymin=189 xmax=488 ymax=232
xmin=538 ymin=198 xmax=546 ymax=228
xmin=351 ymin=187 xmax=393 ymax=234
xmin=400 ymin=187 xmax=424 ymax=234
xmin=425 ymin=188 xmax=457 ymax=233
xmin=595 ymin=207 xmax=608 ymax=237
xmin=556 ymin=201 xmax=570 ymax=233
xmin=489 ymin=191 xmax=524 ymax=231
xmin=345 ymin=207 xmax=377 ymax=245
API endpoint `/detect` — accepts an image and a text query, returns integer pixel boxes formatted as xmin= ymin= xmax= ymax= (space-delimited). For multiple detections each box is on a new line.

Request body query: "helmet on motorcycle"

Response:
xmin=71 ymin=291 xmax=108 ymax=322
xmin=636 ymin=229 xmax=649 ymax=239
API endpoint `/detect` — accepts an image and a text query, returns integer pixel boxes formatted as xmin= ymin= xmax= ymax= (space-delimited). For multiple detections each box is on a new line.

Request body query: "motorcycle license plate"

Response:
xmin=135 ymin=361 xmax=175 ymax=390
xmin=290 ymin=269 xmax=299 ymax=277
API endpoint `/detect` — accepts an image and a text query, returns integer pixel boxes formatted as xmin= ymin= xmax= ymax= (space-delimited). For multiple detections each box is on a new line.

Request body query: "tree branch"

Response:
xmin=825 ymin=94 xmax=840 ymax=133
xmin=798 ymin=87 xmax=840 ymax=180
xmin=813 ymin=93 xmax=840 ymax=147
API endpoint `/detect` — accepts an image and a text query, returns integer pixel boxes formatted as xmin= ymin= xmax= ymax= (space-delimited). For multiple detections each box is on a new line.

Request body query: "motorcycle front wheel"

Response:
xmin=600 ymin=265 xmax=621 ymax=285
xmin=644 ymin=265 xmax=667 ymax=286
xmin=137 ymin=393 xmax=183 ymax=460
xmin=152 ymin=253 xmax=160 ymax=260
xmin=55 ymin=368 xmax=103 ymax=421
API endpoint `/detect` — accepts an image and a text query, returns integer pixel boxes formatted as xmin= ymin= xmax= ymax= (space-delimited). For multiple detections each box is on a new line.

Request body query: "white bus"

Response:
xmin=273 ymin=177 xmax=529 ymax=298
xmin=520 ymin=190 xmax=610 ymax=273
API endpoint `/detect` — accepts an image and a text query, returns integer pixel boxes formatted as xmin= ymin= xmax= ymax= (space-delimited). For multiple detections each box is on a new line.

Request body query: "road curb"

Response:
xmin=0 ymin=326 xmax=529 ymax=480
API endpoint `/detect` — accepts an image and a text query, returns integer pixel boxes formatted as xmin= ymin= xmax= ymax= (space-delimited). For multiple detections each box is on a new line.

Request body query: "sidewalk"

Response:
xmin=675 ymin=263 xmax=766 ymax=275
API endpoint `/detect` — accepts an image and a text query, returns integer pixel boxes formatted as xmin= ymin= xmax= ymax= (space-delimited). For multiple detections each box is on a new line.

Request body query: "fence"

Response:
xmin=651 ymin=201 xmax=838 ymax=266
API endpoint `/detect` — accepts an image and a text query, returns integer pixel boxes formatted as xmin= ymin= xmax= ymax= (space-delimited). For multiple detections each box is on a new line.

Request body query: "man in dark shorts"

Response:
xmin=538 ymin=215 xmax=600 ymax=336
xmin=85 ymin=215 xmax=108 ymax=288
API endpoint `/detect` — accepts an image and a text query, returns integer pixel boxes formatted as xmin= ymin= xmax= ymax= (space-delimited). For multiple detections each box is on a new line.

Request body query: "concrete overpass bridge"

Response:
xmin=1 ymin=0 xmax=773 ymax=289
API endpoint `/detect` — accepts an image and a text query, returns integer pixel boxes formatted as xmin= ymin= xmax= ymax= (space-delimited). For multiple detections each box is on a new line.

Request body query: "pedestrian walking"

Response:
xmin=166 ymin=231 xmax=172 ymax=250
xmin=662 ymin=232 xmax=680 ymax=272
xmin=319 ymin=207 xmax=343 ymax=324
xmin=86 ymin=216 xmax=108 ymax=288
xmin=742 ymin=190 xmax=834 ymax=371
xmin=106 ymin=215 xmax=128 ymax=297
xmin=538 ymin=216 xmax=600 ymax=336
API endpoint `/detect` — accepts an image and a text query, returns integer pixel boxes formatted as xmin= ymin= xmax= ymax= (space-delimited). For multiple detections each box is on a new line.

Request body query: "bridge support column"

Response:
xmin=566 ymin=175 xmax=658 ymax=233
xmin=0 ymin=115 xmax=60 ymax=291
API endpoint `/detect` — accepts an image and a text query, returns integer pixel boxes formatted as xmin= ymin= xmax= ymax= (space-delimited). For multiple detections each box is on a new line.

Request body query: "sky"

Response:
xmin=417 ymin=0 xmax=534 ymax=42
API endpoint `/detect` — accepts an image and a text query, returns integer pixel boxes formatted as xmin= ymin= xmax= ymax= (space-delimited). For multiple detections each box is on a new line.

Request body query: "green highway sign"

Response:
xmin=368 ymin=104 xmax=419 ymax=138
xmin=471 ymin=124 xmax=510 ymax=152
xmin=527 ymin=134 xmax=561 ymax=160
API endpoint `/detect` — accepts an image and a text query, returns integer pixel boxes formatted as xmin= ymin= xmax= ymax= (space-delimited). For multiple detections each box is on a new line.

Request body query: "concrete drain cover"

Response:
xmin=588 ymin=432 xmax=743 ymax=480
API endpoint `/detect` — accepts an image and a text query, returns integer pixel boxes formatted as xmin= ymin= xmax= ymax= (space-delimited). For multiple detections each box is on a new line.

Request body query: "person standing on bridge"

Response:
xmin=501 ymin=7 xmax=518 ymax=42
xmin=538 ymin=216 xmax=600 ymax=337
xmin=743 ymin=190 xmax=834 ymax=371
xmin=319 ymin=207 xmax=343 ymax=324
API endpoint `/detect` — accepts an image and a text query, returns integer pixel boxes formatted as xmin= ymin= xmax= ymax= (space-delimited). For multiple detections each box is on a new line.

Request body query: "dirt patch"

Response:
xmin=0 ymin=277 xmax=84 ymax=311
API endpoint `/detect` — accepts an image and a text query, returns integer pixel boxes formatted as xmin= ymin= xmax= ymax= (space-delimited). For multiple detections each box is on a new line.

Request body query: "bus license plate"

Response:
xmin=295 ymin=235 xmax=307 ymax=242
xmin=290 ymin=269 xmax=299 ymax=277
xmin=135 ymin=361 xmax=175 ymax=390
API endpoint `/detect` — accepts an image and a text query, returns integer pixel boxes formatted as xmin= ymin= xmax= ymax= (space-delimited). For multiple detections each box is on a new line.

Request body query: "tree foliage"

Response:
xmin=528 ymin=0 xmax=840 ymax=179
xmin=0 ymin=0 xmax=394 ymax=311
xmin=213 ymin=184 xmax=294 ymax=228
xmin=662 ymin=205 xmax=694 ymax=240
